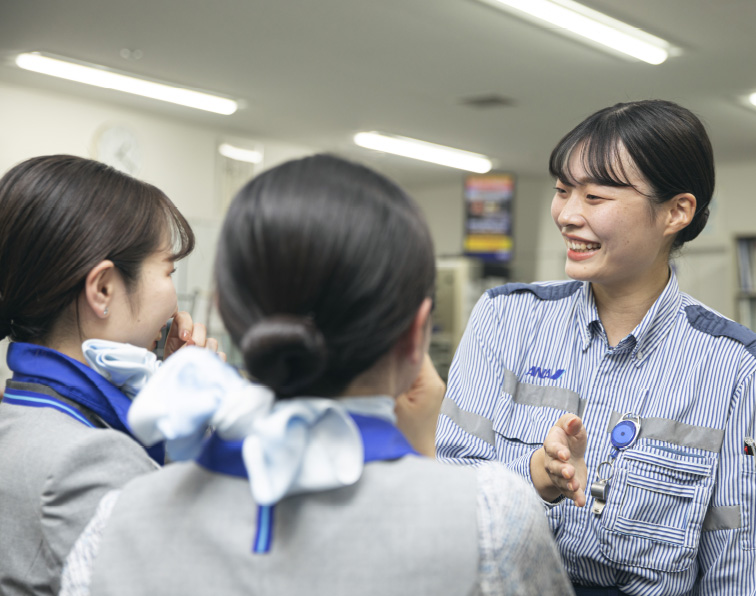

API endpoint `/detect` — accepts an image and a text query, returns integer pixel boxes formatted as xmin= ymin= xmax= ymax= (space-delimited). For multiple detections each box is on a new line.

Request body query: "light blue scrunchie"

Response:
xmin=127 ymin=347 xmax=364 ymax=506
xmin=82 ymin=339 xmax=162 ymax=399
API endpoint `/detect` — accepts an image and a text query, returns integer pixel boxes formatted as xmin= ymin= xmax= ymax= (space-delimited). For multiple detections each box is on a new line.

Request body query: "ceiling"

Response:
xmin=2 ymin=0 xmax=756 ymax=188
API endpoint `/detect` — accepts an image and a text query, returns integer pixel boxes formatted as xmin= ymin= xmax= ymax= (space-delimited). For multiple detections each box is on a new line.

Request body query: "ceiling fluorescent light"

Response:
xmin=478 ymin=0 xmax=672 ymax=65
xmin=749 ymin=93 xmax=756 ymax=108
xmin=219 ymin=143 xmax=263 ymax=163
xmin=15 ymin=52 xmax=238 ymax=115
xmin=354 ymin=132 xmax=492 ymax=173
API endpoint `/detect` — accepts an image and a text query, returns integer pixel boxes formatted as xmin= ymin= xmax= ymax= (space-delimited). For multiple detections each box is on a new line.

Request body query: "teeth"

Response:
xmin=567 ymin=240 xmax=600 ymax=251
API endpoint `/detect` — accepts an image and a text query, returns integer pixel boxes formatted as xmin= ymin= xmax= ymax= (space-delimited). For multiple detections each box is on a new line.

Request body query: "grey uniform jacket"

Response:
xmin=0 ymin=401 xmax=157 ymax=596
xmin=65 ymin=455 xmax=574 ymax=596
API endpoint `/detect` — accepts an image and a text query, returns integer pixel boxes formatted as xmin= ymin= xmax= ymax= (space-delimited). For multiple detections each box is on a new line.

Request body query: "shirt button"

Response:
xmin=636 ymin=351 xmax=643 ymax=360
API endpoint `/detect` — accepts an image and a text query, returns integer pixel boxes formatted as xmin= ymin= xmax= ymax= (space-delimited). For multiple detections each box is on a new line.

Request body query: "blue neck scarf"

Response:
xmin=196 ymin=412 xmax=418 ymax=553
xmin=5 ymin=342 xmax=164 ymax=464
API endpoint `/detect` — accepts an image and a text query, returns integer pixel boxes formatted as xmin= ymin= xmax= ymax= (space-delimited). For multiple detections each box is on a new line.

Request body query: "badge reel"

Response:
xmin=590 ymin=413 xmax=641 ymax=516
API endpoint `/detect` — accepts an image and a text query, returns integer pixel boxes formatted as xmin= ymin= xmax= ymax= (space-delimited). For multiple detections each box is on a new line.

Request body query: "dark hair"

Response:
xmin=215 ymin=154 xmax=435 ymax=398
xmin=549 ymin=99 xmax=715 ymax=249
xmin=0 ymin=155 xmax=194 ymax=342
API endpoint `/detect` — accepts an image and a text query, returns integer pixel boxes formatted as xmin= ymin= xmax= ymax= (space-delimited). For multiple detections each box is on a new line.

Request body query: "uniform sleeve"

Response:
xmin=40 ymin=429 xmax=157 ymax=593
xmin=436 ymin=292 xmax=506 ymax=464
xmin=475 ymin=462 xmax=574 ymax=596
xmin=695 ymin=371 xmax=756 ymax=595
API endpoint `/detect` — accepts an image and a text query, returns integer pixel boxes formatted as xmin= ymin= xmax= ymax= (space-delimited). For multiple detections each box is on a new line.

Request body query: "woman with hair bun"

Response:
xmin=438 ymin=100 xmax=756 ymax=594
xmin=60 ymin=154 xmax=573 ymax=596
xmin=0 ymin=155 xmax=219 ymax=595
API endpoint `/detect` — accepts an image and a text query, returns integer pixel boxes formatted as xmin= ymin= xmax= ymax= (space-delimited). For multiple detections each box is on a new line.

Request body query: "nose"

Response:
xmin=554 ymin=191 xmax=585 ymax=229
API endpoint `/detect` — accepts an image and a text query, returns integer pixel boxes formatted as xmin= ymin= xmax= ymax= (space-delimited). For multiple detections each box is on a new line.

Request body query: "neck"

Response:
xmin=37 ymin=330 xmax=88 ymax=365
xmin=35 ymin=303 xmax=90 ymax=365
xmin=340 ymin=357 xmax=398 ymax=399
xmin=592 ymin=266 xmax=670 ymax=347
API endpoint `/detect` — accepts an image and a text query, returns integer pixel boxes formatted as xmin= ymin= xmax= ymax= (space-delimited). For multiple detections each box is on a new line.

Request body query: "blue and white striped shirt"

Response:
xmin=436 ymin=271 xmax=756 ymax=595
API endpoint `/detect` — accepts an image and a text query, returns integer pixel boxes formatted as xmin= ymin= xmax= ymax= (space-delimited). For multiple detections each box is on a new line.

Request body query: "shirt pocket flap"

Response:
xmin=598 ymin=443 xmax=717 ymax=573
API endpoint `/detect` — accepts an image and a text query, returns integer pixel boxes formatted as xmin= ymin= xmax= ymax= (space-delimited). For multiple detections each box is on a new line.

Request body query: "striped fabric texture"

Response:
xmin=436 ymin=272 xmax=756 ymax=595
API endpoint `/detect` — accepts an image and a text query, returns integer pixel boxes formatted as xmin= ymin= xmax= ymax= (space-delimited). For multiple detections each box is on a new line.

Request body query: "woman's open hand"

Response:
xmin=530 ymin=414 xmax=588 ymax=506
xmin=163 ymin=311 xmax=226 ymax=362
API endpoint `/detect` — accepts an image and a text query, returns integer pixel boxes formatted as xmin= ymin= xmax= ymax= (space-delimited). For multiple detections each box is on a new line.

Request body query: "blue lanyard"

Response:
xmin=196 ymin=413 xmax=418 ymax=553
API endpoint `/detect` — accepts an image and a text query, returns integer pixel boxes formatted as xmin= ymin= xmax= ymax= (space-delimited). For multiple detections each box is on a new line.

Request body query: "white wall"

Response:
xmin=3 ymin=78 xmax=756 ymax=387
xmin=0 ymin=80 xmax=316 ymax=382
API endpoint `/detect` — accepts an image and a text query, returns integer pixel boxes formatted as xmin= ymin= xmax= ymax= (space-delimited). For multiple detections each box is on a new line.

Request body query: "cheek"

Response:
xmin=550 ymin=198 xmax=561 ymax=225
xmin=163 ymin=281 xmax=178 ymax=312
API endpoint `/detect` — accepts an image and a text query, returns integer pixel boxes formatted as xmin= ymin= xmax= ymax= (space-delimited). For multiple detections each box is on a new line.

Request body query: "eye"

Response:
xmin=586 ymin=194 xmax=605 ymax=201
xmin=554 ymin=186 xmax=568 ymax=196
xmin=169 ymin=268 xmax=177 ymax=277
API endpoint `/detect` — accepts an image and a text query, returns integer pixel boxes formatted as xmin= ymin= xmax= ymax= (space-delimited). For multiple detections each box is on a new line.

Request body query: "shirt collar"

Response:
xmin=337 ymin=395 xmax=396 ymax=423
xmin=576 ymin=281 xmax=600 ymax=350
xmin=575 ymin=269 xmax=682 ymax=363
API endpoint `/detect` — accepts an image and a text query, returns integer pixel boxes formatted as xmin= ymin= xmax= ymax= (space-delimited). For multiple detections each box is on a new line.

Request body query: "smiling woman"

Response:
xmin=437 ymin=100 xmax=756 ymax=595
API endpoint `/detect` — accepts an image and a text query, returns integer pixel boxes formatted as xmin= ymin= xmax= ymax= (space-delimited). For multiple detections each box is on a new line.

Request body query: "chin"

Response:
xmin=564 ymin=263 xmax=595 ymax=283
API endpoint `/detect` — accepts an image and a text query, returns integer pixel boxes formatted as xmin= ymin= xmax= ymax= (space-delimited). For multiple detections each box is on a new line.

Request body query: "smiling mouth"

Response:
xmin=566 ymin=239 xmax=601 ymax=252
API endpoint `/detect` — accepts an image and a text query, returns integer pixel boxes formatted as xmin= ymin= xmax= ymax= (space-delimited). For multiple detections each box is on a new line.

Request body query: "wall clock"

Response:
xmin=94 ymin=125 xmax=142 ymax=176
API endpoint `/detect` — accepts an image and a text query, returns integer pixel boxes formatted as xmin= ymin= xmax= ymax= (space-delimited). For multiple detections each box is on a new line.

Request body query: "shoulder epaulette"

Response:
xmin=487 ymin=281 xmax=583 ymax=301
xmin=685 ymin=304 xmax=756 ymax=358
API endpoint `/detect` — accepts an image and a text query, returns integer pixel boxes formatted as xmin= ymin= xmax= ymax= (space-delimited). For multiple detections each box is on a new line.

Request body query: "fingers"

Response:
xmin=554 ymin=413 xmax=588 ymax=458
xmin=546 ymin=461 xmax=585 ymax=505
xmin=540 ymin=416 xmax=589 ymax=507
xmin=189 ymin=322 xmax=207 ymax=348
xmin=169 ymin=312 xmax=194 ymax=343
xmin=162 ymin=312 xmax=224 ymax=361
xmin=565 ymin=415 xmax=583 ymax=436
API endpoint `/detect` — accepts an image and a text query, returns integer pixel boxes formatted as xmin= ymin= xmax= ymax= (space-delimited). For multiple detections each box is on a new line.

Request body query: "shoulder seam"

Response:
xmin=486 ymin=281 xmax=582 ymax=301
xmin=685 ymin=304 xmax=756 ymax=360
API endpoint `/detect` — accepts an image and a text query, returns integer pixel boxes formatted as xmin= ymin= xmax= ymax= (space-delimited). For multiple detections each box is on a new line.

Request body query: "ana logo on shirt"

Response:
xmin=526 ymin=367 xmax=565 ymax=380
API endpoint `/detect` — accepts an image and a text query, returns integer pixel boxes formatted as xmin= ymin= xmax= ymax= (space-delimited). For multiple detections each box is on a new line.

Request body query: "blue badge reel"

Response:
xmin=611 ymin=418 xmax=640 ymax=451
xmin=591 ymin=413 xmax=641 ymax=515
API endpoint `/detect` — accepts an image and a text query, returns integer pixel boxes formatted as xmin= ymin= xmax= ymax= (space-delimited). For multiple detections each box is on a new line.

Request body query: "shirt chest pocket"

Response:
xmin=492 ymin=381 xmax=581 ymax=474
xmin=597 ymin=445 xmax=717 ymax=573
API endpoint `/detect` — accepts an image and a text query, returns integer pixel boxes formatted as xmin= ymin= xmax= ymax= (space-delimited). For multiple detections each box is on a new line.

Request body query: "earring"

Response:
xmin=103 ymin=308 xmax=109 ymax=316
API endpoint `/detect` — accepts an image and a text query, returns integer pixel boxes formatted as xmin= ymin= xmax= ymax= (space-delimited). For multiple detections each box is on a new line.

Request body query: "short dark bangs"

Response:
xmin=549 ymin=118 xmax=638 ymax=190
xmin=160 ymin=197 xmax=195 ymax=262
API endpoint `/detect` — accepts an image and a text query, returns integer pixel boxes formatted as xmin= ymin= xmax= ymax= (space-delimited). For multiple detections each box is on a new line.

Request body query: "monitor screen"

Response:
xmin=463 ymin=172 xmax=515 ymax=263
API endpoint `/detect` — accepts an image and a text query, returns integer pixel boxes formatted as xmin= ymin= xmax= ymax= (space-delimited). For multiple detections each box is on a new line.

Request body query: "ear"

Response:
xmin=83 ymin=260 xmax=117 ymax=318
xmin=397 ymin=297 xmax=433 ymax=366
xmin=663 ymin=192 xmax=697 ymax=238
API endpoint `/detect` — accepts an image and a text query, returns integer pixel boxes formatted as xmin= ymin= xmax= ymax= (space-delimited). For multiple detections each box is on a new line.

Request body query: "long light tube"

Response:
xmin=354 ymin=132 xmax=492 ymax=173
xmin=478 ymin=0 xmax=672 ymax=65
xmin=16 ymin=52 xmax=238 ymax=115
xmin=219 ymin=143 xmax=262 ymax=163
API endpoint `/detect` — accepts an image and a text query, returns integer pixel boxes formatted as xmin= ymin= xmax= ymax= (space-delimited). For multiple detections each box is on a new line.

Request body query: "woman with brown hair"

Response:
xmin=0 ymin=155 xmax=218 ymax=595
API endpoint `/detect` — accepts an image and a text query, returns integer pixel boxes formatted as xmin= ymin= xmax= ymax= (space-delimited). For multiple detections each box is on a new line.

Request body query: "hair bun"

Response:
xmin=241 ymin=315 xmax=328 ymax=397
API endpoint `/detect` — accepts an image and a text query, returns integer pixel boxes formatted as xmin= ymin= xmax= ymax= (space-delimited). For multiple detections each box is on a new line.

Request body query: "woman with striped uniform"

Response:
xmin=437 ymin=100 xmax=756 ymax=595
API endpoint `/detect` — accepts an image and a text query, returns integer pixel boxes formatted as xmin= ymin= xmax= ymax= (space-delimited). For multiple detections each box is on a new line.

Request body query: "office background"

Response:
xmin=1 ymin=0 xmax=756 ymax=379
